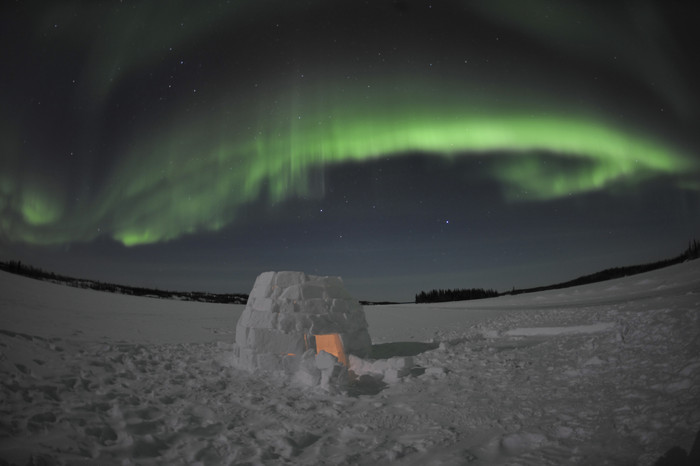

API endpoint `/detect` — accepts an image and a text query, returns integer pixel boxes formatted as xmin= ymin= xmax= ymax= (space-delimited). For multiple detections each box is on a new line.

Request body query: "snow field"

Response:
xmin=0 ymin=260 xmax=699 ymax=464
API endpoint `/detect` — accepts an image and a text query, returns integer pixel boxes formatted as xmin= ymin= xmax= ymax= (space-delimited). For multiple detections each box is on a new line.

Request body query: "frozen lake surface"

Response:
xmin=1 ymin=260 xmax=699 ymax=464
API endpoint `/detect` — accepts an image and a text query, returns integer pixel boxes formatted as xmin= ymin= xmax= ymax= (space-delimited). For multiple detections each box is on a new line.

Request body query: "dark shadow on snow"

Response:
xmin=654 ymin=428 xmax=700 ymax=466
xmin=346 ymin=341 xmax=438 ymax=396
xmin=370 ymin=341 xmax=439 ymax=359
xmin=347 ymin=374 xmax=387 ymax=397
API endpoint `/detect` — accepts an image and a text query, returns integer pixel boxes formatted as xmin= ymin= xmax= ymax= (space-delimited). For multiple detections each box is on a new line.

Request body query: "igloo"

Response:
xmin=231 ymin=271 xmax=372 ymax=387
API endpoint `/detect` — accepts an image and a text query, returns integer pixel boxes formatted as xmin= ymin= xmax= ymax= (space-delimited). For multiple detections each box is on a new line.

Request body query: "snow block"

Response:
xmin=236 ymin=308 xmax=252 ymax=329
xmin=231 ymin=270 xmax=372 ymax=390
xmin=277 ymin=313 xmax=310 ymax=333
xmin=348 ymin=354 xmax=373 ymax=374
xmin=250 ymin=297 xmax=278 ymax=313
xmin=382 ymin=357 xmax=413 ymax=383
xmin=343 ymin=328 xmax=373 ymax=358
xmin=247 ymin=310 xmax=279 ymax=329
xmin=274 ymin=271 xmax=308 ymax=290
xmin=348 ymin=355 xmax=415 ymax=384
xmin=308 ymin=314 xmax=342 ymax=334
xmin=239 ymin=308 xmax=279 ymax=329
xmin=247 ymin=328 xmax=306 ymax=354
xmin=299 ymin=298 xmax=331 ymax=314
xmin=313 ymin=351 xmax=347 ymax=390
xmin=300 ymin=283 xmax=325 ymax=299
xmin=331 ymin=298 xmax=362 ymax=314
xmin=249 ymin=271 xmax=275 ymax=299
xmin=294 ymin=350 xmax=321 ymax=386
xmin=315 ymin=350 xmax=339 ymax=370
xmin=279 ymin=284 xmax=303 ymax=301
xmin=318 ymin=277 xmax=352 ymax=299
xmin=278 ymin=301 xmax=296 ymax=313
xmin=321 ymin=362 xmax=347 ymax=390
xmin=235 ymin=325 xmax=249 ymax=345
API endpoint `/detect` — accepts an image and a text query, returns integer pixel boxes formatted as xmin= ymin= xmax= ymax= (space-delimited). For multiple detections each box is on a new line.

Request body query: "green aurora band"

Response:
xmin=2 ymin=82 xmax=696 ymax=247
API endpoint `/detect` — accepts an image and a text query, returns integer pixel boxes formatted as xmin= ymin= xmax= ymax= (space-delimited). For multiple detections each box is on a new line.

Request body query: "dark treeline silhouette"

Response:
xmin=508 ymin=238 xmax=700 ymax=296
xmin=415 ymin=287 xmax=499 ymax=303
xmin=0 ymin=260 xmax=248 ymax=304
xmin=686 ymin=238 xmax=700 ymax=260
xmin=4 ymin=259 xmax=54 ymax=279
xmin=414 ymin=238 xmax=699 ymax=303
xmin=359 ymin=300 xmax=402 ymax=306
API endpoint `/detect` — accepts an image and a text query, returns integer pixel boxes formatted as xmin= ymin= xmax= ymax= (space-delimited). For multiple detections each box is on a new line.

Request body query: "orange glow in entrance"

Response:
xmin=314 ymin=334 xmax=348 ymax=366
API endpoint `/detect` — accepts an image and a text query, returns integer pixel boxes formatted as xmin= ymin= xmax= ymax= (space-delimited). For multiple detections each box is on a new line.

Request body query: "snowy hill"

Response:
xmin=1 ymin=260 xmax=699 ymax=464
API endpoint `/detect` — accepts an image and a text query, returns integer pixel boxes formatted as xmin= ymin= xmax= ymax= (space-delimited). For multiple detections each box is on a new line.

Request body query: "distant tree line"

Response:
xmin=509 ymin=238 xmax=700 ymax=296
xmin=687 ymin=238 xmax=700 ymax=260
xmin=415 ymin=287 xmax=499 ymax=303
xmin=414 ymin=238 xmax=700 ymax=303
xmin=2 ymin=260 xmax=60 ymax=280
xmin=0 ymin=260 xmax=248 ymax=304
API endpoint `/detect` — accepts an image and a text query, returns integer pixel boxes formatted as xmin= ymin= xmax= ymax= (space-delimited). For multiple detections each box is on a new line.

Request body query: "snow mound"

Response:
xmin=231 ymin=271 xmax=372 ymax=389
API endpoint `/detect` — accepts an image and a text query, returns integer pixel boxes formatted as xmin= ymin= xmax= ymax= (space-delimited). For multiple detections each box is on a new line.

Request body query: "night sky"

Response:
xmin=1 ymin=1 xmax=699 ymax=301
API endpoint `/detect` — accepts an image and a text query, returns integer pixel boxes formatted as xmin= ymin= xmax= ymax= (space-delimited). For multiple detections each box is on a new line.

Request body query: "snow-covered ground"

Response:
xmin=1 ymin=260 xmax=699 ymax=465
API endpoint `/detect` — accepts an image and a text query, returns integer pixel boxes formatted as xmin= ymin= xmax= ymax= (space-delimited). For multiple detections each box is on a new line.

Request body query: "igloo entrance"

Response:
xmin=313 ymin=333 xmax=348 ymax=366
xmin=286 ymin=333 xmax=348 ymax=366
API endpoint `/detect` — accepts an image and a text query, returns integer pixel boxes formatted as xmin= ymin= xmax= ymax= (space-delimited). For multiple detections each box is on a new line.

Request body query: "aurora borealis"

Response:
xmin=1 ymin=1 xmax=699 ymax=300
